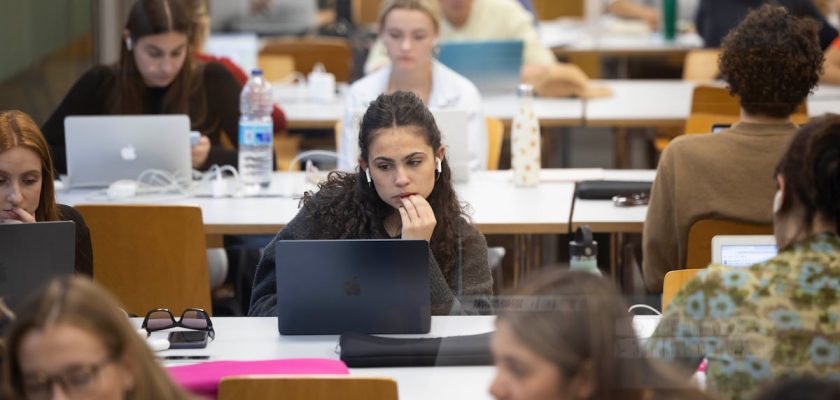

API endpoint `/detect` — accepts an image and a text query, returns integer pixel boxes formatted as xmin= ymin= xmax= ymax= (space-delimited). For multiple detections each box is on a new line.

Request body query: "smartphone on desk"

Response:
xmin=168 ymin=331 xmax=208 ymax=349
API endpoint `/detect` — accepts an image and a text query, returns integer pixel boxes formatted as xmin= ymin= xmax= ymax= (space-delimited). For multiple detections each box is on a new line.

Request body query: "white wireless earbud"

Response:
xmin=365 ymin=168 xmax=372 ymax=185
xmin=125 ymin=37 xmax=133 ymax=51
xmin=435 ymin=157 xmax=442 ymax=173
xmin=772 ymin=189 xmax=783 ymax=214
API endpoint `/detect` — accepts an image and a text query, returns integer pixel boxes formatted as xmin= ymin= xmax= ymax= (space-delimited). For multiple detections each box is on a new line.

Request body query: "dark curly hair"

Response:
xmin=719 ymin=4 xmax=823 ymax=118
xmin=775 ymin=114 xmax=840 ymax=235
xmin=300 ymin=91 xmax=467 ymax=281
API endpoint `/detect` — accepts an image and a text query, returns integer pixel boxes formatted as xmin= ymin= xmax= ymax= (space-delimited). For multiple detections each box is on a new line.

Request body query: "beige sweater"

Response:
xmin=642 ymin=121 xmax=798 ymax=292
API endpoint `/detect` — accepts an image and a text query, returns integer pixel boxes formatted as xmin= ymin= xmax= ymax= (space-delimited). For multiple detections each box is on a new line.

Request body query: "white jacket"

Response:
xmin=338 ymin=60 xmax=487 ymax=171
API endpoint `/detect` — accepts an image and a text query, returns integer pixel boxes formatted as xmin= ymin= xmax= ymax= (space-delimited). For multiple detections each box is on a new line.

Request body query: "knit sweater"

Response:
xmin=248 ymin=189 xmax=494 ymax=317
xmin=642 ymin=121 xmax=798 ymax=292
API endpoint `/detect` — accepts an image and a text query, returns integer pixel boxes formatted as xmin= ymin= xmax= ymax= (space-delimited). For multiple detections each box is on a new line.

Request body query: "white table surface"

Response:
xmin=57 ymin=171 xmax=577 ymax=235
xmin=137 ymin=315 xmax=661 ymax=400
xmin=540 ymin=18 xmax=703 ymax=55
xmin=274 ymin=84 xmax=584 ymax=128
xmin=570 ymin=170 xmax=655 ymax=233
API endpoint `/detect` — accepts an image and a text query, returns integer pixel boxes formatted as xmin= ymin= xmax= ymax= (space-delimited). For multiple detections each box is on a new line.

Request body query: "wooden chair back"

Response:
xmin=682 ymin=49 xmax=720 ymax=81
xmin=662 ymin=269 xmax=702 ymax=313
xmin=260 ymin=37 xmax=353 ymax=82
xmin=485 ymin=116 xmax=504 ymax=170
xmin=218 ymin=376 xmax=398 ymax=400
xmin=690 ymin=85 xmax=809 ymax=119
xmin=258 ymin=54 xmax=296 ymax=82
xmin=74 ymin=205 xmax=211 ymax=316
xmin=686 ymin=219 xmax=774 ymax=269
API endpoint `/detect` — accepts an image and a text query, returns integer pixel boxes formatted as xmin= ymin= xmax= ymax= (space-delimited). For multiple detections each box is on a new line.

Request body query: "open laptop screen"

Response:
xmin=712 ymin=235 xmax=777 ymax=267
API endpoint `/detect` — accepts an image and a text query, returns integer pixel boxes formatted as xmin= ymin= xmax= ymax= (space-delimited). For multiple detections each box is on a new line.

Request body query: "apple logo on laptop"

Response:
xmin=344 ymin=277 xmax=361 ymax=296
xmin=120 ymin=144 xmax=137 ymax=161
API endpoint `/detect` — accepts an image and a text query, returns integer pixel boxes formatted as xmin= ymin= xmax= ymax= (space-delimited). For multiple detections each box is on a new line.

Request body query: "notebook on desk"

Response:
xmin=64 ymin=115 xmax=192 ymax=188
xmin=0 ymin=221 xmax=75 ymax=306
xmin=711 ymin=235 xmax=777 ymax=267
xmin=275 ymin=239 xmax=431 ymax=335
xmin=438 ymin=39 xmax=523 ymax=94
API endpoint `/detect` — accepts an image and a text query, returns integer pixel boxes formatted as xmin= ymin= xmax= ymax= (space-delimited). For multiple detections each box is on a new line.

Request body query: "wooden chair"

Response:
xmin=662 ymin=269 xmax=702 ymax=313
xmin=682 ymin=49 xmax=721 ymax=82
xmin=685 ymin=219 xmax=774 ymax=269
xmin=485 ymin=116 xmax=504 ymax=170
xmin=335 ymin=117 xmax=506 ymax=170
xmin=74 ymin=205 xmax=211 ymax=316
xmin=218 ymin=376 xmax=398 ymax=400
xmin=259 ymin=37 xmax=353 ymax=82
xmin=258 ymin=54 xmax=295 ymax=82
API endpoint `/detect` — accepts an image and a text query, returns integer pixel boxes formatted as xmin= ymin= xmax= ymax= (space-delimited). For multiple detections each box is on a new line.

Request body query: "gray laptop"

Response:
xmin=275 ymin=239 xmax=431 ymax=335
xmin=64 ymin=115 xmax=192 ymax=188
xmin=438 ymin=39 xmax=524 ymax=94
xmin=0 ymin=221 xmax=75 ymax=306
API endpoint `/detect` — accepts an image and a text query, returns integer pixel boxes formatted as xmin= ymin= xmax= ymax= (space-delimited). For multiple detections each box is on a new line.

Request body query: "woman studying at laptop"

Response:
xmin=338 ymin=0 xmax=488 ymax=172
xmin=250 ymin=91 xmax=493 ymax=316
xmin=41 ymin=0 xmax=241 ymax=174
xmin=0 ymin=110 xmax=92 ymax=276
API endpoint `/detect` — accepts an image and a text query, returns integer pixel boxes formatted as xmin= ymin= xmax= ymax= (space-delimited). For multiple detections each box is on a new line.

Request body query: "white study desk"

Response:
xmin=139 ymin=315 xmax=661 ymax=400
xmin=56 ymin=171 xmax=576 ymax=236
xmin=540 ymin=18 xmax=704 ymax=57
xmin=274 ymin=85 xmax=584 ymax=130
xmin=570 ymin=170 xmax=655 ymax=233
xmin=588 ymin=80 xmax=840 ymax=128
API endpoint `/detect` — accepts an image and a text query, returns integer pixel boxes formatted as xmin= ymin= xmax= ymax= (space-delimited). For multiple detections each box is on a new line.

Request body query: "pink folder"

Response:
xmin=168 ymin=358 xmax=350 ymax=398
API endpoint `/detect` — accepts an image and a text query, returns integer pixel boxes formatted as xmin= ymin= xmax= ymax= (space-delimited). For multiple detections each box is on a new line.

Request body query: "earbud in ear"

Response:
xmin=772 ymin=190 xmax=783 ymax=214
xmin=125 ymin=37 xmax=133 ymax=51
xmin=365 ymin=168 xmax=372 ymax=185
xmin=435 ymin=157 xmax=442 ymax=173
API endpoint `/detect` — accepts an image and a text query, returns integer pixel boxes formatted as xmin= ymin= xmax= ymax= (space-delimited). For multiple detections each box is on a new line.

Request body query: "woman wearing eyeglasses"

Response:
xmin=3 ymin=277 xmax=197 ymax=400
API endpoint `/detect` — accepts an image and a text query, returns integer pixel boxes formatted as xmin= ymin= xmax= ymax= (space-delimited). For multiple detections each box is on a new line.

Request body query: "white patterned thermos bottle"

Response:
xmin=511 ymin=84 xmax=540 ymax=187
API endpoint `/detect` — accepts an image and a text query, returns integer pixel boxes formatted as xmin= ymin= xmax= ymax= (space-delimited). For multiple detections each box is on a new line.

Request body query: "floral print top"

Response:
xmin=648 ymin=233 xmax=840 ymax=400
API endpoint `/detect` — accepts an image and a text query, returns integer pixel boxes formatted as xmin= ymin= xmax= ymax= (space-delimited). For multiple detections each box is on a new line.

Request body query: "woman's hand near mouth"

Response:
xmin=398 ymin=194 xmax=436 ymax=241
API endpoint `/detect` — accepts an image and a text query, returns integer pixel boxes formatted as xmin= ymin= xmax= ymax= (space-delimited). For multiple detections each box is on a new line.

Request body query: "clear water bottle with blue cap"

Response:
xmin=239 ymin=69 xmax=273 ymax=192
xmin=570 ymin=226 xmax=601 ymax=275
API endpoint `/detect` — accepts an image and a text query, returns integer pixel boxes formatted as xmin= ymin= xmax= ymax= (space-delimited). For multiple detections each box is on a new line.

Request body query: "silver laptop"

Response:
xmin=0 ymin=221 xmax=75 ymax=307
xmin=64 ymin=115 xmax=192 ymax=188
xmin=711 ymin=235 xmax=777 ymax=267
xmin=344 ymin=109 xmax=472 ymax=182
xmin=434 ymin=110 xmax=471 ymax=182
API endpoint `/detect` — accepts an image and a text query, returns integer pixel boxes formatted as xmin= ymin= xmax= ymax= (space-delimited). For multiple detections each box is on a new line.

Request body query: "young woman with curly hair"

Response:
xmin=642 ymin=4 xmax=825 ymax=293
xmin=249 ymin=91 xmax=493 ymax=316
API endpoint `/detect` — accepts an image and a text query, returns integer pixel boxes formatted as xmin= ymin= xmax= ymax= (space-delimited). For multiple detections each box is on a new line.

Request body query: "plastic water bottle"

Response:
xmin=511 ymin=84 xmax=540 ymax=187
xmin=570 ymin=226 xmax=601 ymax=276
xmin=239 ymin=69 xmax=273 ymax=192
xmin=662 ymin=0 xmax=677 ymax=41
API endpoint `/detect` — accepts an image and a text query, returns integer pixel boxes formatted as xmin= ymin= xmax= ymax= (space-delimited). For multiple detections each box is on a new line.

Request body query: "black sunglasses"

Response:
xmin=141 ymin=308 xmax=215 ymax=340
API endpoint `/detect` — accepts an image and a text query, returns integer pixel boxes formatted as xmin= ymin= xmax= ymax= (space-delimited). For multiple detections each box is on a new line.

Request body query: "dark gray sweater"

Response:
xmin=248 ymin=197 xmax=494 ymax=316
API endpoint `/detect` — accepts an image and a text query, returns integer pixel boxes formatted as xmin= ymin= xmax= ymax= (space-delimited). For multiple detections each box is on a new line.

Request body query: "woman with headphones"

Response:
xmin=42 ymin=0 xmax=242 ymax=174
xmin=250 ymin=91 xmax=493 ymax=316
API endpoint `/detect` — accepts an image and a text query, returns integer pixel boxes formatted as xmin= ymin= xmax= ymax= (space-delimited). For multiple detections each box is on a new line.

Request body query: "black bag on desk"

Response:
xmin=575 ymin=180 xmax=652 ymax=200
xmin=339 ymin=332 xmax=493 ymax=367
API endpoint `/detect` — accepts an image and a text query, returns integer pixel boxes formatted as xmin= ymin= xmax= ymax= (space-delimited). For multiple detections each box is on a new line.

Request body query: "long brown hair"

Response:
xmin=497 ymin=269 xmax=712 ymax=400
xmin=0 ymin=110 xmax=59 ymax=222
xmin=302 ymin=91 xmax=467 ymax=283
xmin=3 ymin=277 xmax=196 ymax=400
xmin=116 ymin=0 xmax=207 ymax=128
